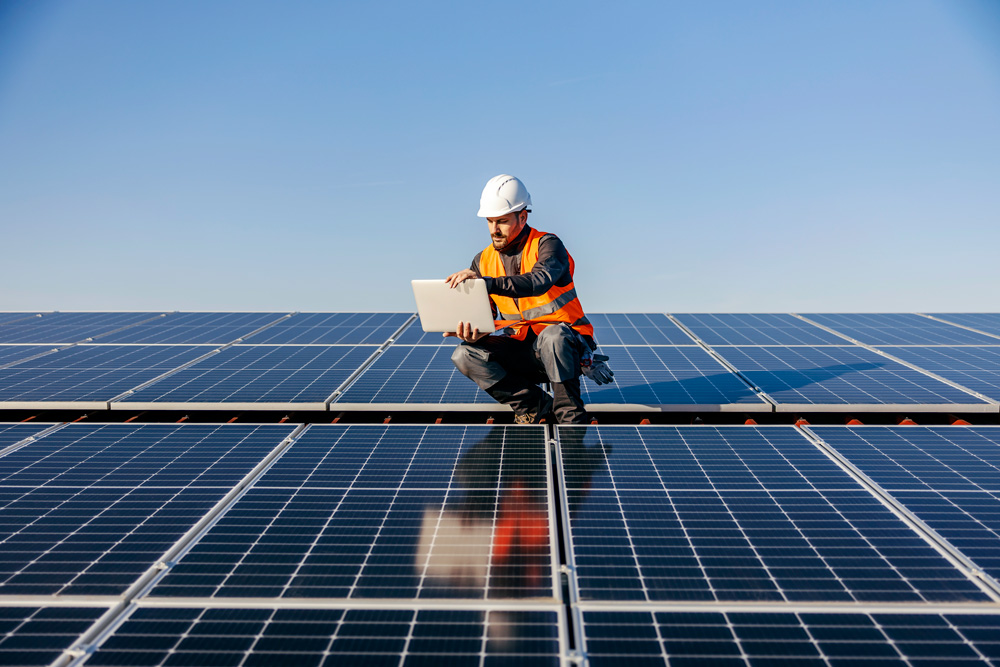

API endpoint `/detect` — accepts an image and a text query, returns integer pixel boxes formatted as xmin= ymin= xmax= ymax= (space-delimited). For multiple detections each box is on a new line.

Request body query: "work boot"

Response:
xmin=513 ymin=391 xmax=554 ymax=425
xmin=552 ymin=377 xmax=588 ymax=424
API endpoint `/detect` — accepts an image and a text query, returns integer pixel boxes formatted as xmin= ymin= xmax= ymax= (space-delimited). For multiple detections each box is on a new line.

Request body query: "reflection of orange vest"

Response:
xmin=479 ymin=228 xmax=594 ymax=341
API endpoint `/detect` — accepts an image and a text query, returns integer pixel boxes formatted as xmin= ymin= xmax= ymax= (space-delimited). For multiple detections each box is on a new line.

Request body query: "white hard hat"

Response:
xmin=477 ymin=174 xmax=532 ymax=218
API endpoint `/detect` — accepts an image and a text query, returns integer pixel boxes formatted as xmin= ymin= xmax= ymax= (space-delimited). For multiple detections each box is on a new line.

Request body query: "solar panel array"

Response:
xmin=0 ymin=311 xmax=996 ymax=412
xmin=2 ymin=312 xmax=1000 ymax=665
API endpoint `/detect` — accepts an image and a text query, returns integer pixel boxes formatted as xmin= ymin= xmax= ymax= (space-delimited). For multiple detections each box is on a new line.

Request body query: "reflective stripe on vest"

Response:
xmin=479 ymin=228 xmax=595 ymax=340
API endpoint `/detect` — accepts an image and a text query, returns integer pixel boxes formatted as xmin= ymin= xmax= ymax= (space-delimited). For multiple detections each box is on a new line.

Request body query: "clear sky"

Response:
xmin=2 ymin=0 xmax=998 ymax=313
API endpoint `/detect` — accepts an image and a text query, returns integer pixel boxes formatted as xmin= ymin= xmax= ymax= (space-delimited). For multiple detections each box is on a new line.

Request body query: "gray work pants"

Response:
xmin=451 ymin=323 xmax=588 ymax=424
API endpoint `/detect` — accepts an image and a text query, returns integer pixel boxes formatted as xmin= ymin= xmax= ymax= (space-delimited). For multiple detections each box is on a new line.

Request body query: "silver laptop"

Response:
xmin=411 ymin=279 xmax=496 ymax=333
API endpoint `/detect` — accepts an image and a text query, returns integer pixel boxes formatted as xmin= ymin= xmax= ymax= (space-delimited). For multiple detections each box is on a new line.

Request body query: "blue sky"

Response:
xmin=1 ymin=0 xmax=998 ymax=312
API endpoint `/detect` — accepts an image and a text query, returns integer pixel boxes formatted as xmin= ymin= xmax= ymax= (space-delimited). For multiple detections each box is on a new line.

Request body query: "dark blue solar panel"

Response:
xmin=581 ymin=346 xmax=766 ymax=407
xmin=334 ymin=346 xmax=494 ymax=405
xmin=149 ymin=425 xmax=554 ymax=600
xmin=245 ymin=312 xmax=412 ymax=344
xmin=0 ymin=606 xmax=106 ymax=666
xmin=809 ymin=427 xmax=1000 ymax=583
xmin=0 ymin=313 xmax=45 ymax=325
xmin=887 ymin=490 xmax=1000 ymax=582
xmin=809 ymin=427 xmax=1000 ymax=492
xmin=96 ymin=312 xmax=288 ymax=344
xmin=929 ymin=313 xmax=1000 ymax=339
xmin=583 ymin=610 xmax=1000 ymax=667
xmin=0 ymin=345 xmax=60 ymax=368
xmin=393 ymin=317 xmax=459 ymax=345
xmin=0 ymin=423 xmax=52 ymax=451
xmin=87 ymin=607 xmax=562 ymax=667
xmin=586 ymin=314 xmax=692 ymax=345
xmin=120 ymin=345 xmax=376 ymax=405
xmin=0 ymin=345 xmax=210 ymax=403
xmin=878 ymin=347 xmax=1000 ymax=401
xmin=0 ymin=312 xmax=163 ymax=344
xmin=714 ymin=346 xmax=988 ymax=406
xmin=0 ymin=485 xmax=228 ymax=596
xmin=0 ymin=423 xmax=294 ymax=488
xmin=672 ymin=313 xmax=846 ymax=345
xmin=559 ymin=426 xmax=987 ymax=603
xmin=802 ymin=313 xmax=999 ymax=345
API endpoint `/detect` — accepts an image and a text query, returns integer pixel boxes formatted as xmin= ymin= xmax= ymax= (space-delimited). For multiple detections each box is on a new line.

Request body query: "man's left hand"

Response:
xmin=445 ymin=321 xmax=489 ymax=343
xmin=445 ymin=269 xmax=477 ymax=288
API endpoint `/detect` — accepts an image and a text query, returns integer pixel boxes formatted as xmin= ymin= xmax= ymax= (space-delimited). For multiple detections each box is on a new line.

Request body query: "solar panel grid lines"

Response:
xmin=0 ymin=604 xmax=110 ymax=667
xmin=556 ymin=426 xmax=993 ymax=605
xmin=927 ymin=314 xmax=1000 ymax=339
xmin=391 ymin=316 xmax=460 ymax=346
xmin=669 ymin=313 xmax=848 ymax=346
xmin=0 ymin=312 xmax=46 ymax=326
xmin=0 ymin=422 xmax=63 ymax=457
xmin=95 ymin=312 xmax=294 ymax=345
xmin=0 ymin=345 xmax=219 ymax=408
xmin=0 ymin=312 xmax=169 ymax=345
xmin=114 ymin=345 xmax=381 ymax=409
xmin=803 ymin=426 xmax=1000 ymax=596
xmin=74 ymin=603 xmax=566 ymax=667
xmin=798 ymin=313 xmax=1000 ymax=346
xmin=145 ymin=425 xmax=558 ymax=602
xmin=0 ymin=423 xmax=301 ymax=599
xmin=579 ymin=346 xmax=771 ymax=412
xmin=586 ymin=314 xmax=695 ymax=346
xmin=578 ymin=608 xmax=1000 ymax=667
xmin=0 ymin=344 xmax=67 ymax=370
xmin=243 ymin=312 xmax=416 ymax=346
xmin=877 ymin=347 xmax=1000 ymax=403
xmin=709 ymin=345 xmax=996 ymax=411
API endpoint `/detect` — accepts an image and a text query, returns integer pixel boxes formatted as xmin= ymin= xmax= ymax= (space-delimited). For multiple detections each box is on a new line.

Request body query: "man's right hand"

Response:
xmin=444 ymin=321 xmax=489 ymax=343
xmin=445 ymin=269 xmax=477 ymax=288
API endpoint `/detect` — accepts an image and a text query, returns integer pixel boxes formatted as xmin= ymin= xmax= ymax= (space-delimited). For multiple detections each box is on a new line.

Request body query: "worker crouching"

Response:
xmin=446 ymin=174 xmax=614 ymax=424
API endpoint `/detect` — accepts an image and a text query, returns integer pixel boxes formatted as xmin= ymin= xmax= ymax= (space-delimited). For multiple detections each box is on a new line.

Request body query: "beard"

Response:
xmin=491 ymin=235 xmax=508 ymax=250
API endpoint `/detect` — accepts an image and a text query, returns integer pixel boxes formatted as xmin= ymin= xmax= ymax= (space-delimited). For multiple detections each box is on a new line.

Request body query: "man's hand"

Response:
xmin=444 ymin=321 xmax=489 ymax=343
xmin=582 ymin=354 xmax=615 ymax=385
xmin=445 ymin=269 xmax=477 ymax=289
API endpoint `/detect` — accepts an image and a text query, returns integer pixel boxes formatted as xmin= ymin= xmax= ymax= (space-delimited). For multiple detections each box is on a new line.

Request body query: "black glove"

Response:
xmin=582 ymin=354 xmax=614 ymax=385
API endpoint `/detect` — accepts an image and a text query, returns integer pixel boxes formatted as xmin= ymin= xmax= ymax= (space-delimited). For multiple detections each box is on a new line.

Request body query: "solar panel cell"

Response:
xmin=587 ymin=314 xmax=693 ymax=345
xmin=119 ymin=345 xmax=376 ymax=407
xmin=0 ymin=345 xmax=211 ymax=405
xmin=929 ymin=314 xmax=1000 ymax=338
xmin=713 ymin=346 xmax=989 ymax=407
xmin=0 ymin=345 xmax=59 ymax=368
xmin=0 ymin=423 xmax=52 ymax=451
xmin=879 ymin=347 xmax=1000 ymax=401
xmin=96 ymin=312 xmax=288 ymax=344
xmin=0 ymin=312 xmax=162 ymax=344
xmin=802 ymin=313 xmax=999 ymax=345
xmin=672 ymin=313 xmax=846 ymax=345
xmin=0 ymin=606 xmax=107 ymax=666
xmin=245 ymin=312 xmax=412 ymax=345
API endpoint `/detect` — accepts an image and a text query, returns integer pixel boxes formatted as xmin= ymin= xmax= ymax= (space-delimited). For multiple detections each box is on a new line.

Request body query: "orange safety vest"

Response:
xmin=479 ymin=228 xmax=594 ymax=340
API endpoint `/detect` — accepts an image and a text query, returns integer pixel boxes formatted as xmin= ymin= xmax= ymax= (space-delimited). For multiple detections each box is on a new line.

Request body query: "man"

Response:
xmin=445 ymin=174 xmax=613 ymax=424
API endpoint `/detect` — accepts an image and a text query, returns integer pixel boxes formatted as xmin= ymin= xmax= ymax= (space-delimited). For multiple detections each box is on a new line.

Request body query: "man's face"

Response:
xmin=487 ymin=211 xmax=526 ymax=251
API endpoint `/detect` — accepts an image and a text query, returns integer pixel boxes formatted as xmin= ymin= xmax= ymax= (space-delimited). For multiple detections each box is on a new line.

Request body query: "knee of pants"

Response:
xmin=535 ymin=324 xmax=576 ymax=357
xmin=451 ymin=343 xmax=486 ymax=378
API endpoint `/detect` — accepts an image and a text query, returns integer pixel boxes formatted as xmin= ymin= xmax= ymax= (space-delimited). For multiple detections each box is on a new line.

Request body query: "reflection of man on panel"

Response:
xmin=445 ymin=175 xmax=613 ymax=424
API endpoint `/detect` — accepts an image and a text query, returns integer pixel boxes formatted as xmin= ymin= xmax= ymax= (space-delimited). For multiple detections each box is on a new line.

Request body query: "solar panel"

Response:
xmin=801 ymin=313 xmax=999 ymax=345
xmin=581 ymin=346 xmax=768 ymax=410
xmin=0 ymin=345 xmax=60 ymax=368
xmin=0 ymin=423 xmax=54 ymax=451
xmin=712 ymin=346 xmax=991 ymax=409
xmin=0 ymin=313 xmax=44 ymax=326
xmin=0 ymin=424 xmax=294 ymax=597
xmin=392 ymin=317 xmax=459 ymax=345
xmin=558 ymin=426 xmax=988 ymax=603
xmin=0 ymin=345 xmax=211 ymax=407
xmin=587 ymin=314 xmax=694 ymax=345
xmin=85 ymin=606 xmax=563 ymax=667
xmin=581 ymin=609 xmax=1000 ymax=667
xmin=810 ymin=426 xmax=1000 ymax=582
xmin=334 ymin=346 xmax=494 ymax=406
xmin=95 ymin=312 xmax=289 ymax=344
xmin=244 ymin=312 xmax=413 ymax=345
xmin=0 ymin=423 xmax=296 ymax=488
xmin=0 ymin=312 xmax=163 ymax=344
xmin=148 ymin=425 xmax=556 ymax=600
xmin=117 ymin=345 xmax=377 ymax=409
xmin=672 ymin=313 xmax=847 ymax=345
xmin=808 ymin=427 xmax=1000 ymax=493
xmin=0 ymin=606 xmax=107 ymax=666
xmin=929 ymin=313 xmax=1000 ymax=339
xmin=878 ymin=346 xmax=1000 ymax=401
